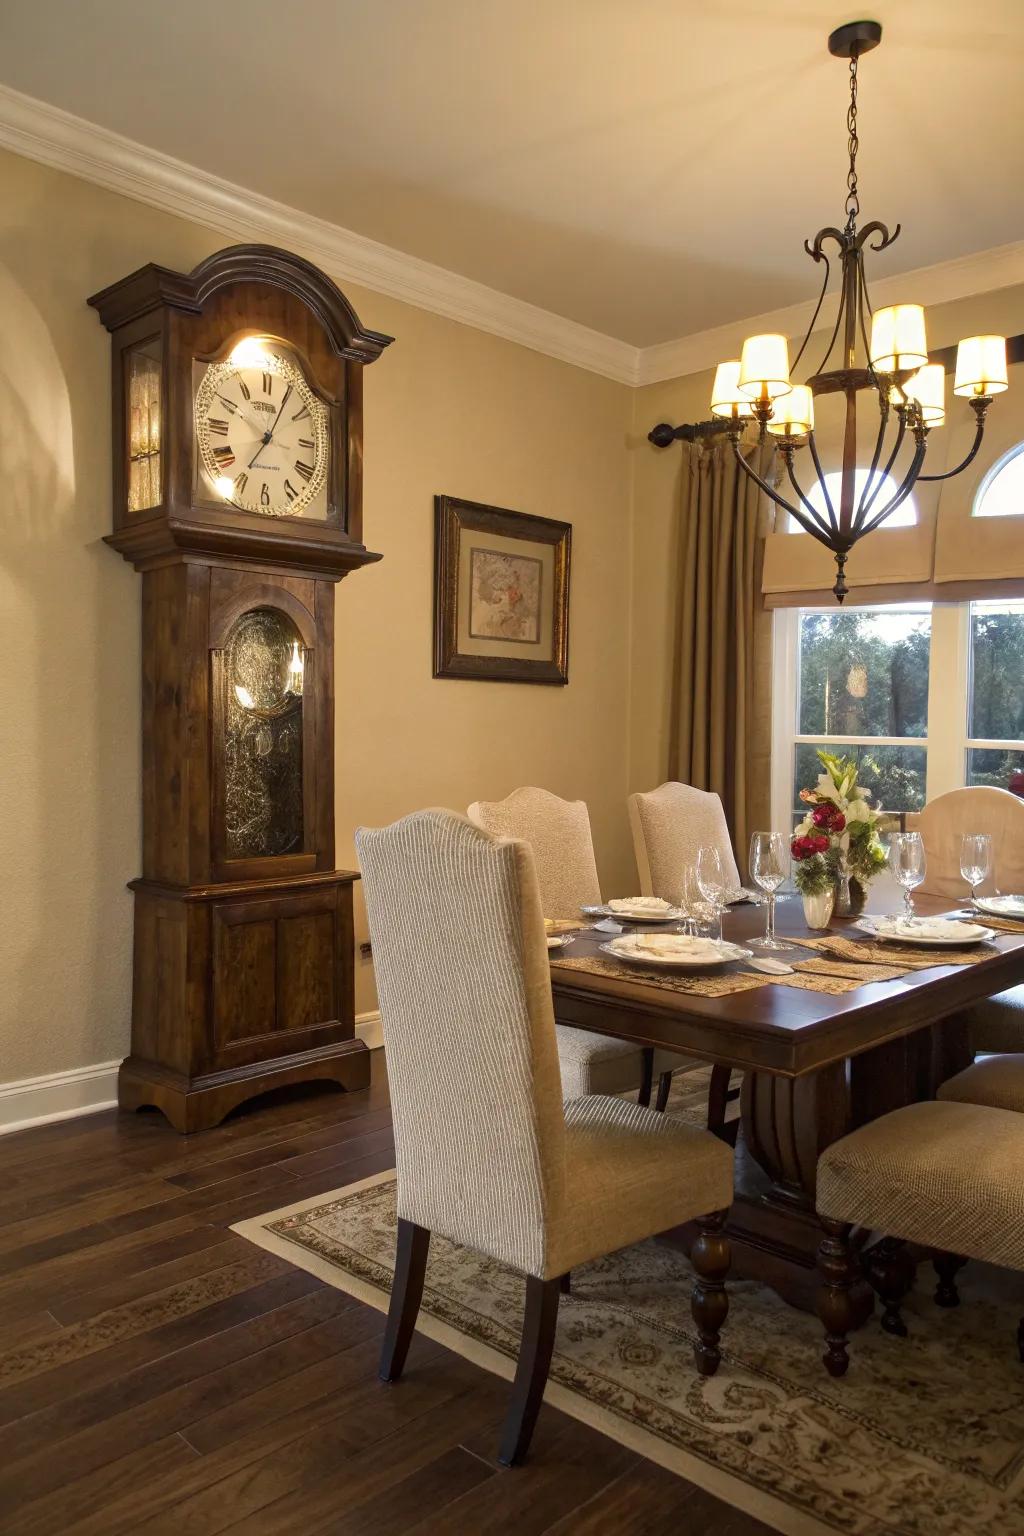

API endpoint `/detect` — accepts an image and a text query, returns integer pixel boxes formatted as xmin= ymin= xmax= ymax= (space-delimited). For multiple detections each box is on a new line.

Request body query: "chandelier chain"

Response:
xmin=845 ymin=56 xmax=859 ymax=231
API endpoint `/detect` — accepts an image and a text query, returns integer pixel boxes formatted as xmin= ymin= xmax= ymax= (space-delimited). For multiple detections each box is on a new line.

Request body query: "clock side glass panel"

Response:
xmin=193 ymin=342 xmax=330 ymax=519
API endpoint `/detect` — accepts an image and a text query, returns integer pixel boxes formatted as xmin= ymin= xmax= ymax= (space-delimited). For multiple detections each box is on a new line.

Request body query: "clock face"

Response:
xmin=194 ymin=346 xmax=329 ymax=517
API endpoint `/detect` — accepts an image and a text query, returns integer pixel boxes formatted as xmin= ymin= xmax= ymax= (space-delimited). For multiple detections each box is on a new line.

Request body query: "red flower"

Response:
xmin=1010 ymin=769 xmax=1024 ymax=798
xmin=791 ymin=833 xmax=830 ymax=861
xmin=812 ymin=803 xmax=846 ymax=832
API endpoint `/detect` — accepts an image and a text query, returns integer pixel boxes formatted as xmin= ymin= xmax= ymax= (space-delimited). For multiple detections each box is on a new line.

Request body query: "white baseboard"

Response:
xmin=0 ymin=1060 xmax=120 ymax=1136
xmin=0 ymin=1017 xmax=384 ymax=1137
xmin=355 ymin=1010 xmax=383 ymax=1052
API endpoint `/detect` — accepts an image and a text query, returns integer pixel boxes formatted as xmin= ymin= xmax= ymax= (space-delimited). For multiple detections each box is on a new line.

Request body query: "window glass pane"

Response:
xmin=969 ymin=601 xmax=1024 ymax=742
xmin=974 ymin=443 xmax=1024 ymax=518
xmin=966 ymin=748 xmax=1024 ymax=795
xmin=791 ymin=742 xmax=927 ymax=823
xmin=798 ymin=608 xmax=931 ymax=737
xmin=786 ymin=469 xmax=916 ymax=531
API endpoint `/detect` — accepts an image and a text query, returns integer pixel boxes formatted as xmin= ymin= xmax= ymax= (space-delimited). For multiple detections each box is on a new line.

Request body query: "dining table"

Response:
xmin=549 ymin=891 xmax=1024 ymax=1318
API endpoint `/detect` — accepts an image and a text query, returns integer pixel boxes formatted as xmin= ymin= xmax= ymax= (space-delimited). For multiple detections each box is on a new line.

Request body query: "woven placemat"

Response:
xmin=550 ymin=951 xmax=899 ymax=998
xmin=791 ymin=934 xmax=996 ymax=968
xmin=967 ymin=915 xmax=1024 ymax=935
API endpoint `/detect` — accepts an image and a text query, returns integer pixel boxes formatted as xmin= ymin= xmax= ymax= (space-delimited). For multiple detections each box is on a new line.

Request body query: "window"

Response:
xmin=781 ymin=607 xmax=930 ymax=823
xmin=773 ymin=598 xmax=1024 ymax=825
xmin=974 ymin=443 xmax=1024 ymax=518
xmin=966 ymin=599 xmax=1024 ymax=792
xmin=785 ymin=469 xmax=916 ymax=532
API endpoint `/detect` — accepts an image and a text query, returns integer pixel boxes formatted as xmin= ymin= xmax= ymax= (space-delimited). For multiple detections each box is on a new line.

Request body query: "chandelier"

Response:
xmin=709 ymin=20 xmax=1010 ymax=602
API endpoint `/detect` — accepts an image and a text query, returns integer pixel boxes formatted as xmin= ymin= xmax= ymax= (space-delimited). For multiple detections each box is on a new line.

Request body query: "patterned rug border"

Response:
xmin=234 ymin=1172 xmax=840 ymax=1536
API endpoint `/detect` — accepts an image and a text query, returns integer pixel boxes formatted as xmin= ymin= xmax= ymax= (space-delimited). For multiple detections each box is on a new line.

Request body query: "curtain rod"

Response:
xmin=649 ymin=331 xmax=1024 ymax=447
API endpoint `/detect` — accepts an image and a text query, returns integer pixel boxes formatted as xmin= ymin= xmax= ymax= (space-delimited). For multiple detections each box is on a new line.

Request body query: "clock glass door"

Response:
xmin=220 ymin=606 xmax=305 ymax=861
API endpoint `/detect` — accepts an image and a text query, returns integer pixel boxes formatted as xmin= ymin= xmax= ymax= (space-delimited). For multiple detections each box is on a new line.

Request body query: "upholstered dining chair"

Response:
xmin=468 ymin=787 xmax=689 ymax=1109
xmin=356 ymin=809 xmax=735 ymax=1465
xmin=906 ymin=786 xmax=1024 ymax=1053
xmin=628 ymin=781 xmax=742 ymax=901
xmin=628 ymin=781 xmax=743 ymax=1133
xmin=815 ymin=1099 xmax=1024 ymax=1377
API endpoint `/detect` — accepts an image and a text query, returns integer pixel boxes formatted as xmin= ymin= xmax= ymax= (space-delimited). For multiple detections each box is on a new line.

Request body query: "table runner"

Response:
xmin=550 ymin=951 xmax=905 ymax=997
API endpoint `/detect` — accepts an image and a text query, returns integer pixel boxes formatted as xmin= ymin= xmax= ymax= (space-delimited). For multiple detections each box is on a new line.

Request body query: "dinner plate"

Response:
xmin=595 ymin=901 xmax=683 ymax=924
xmin=974 ymin=894 xmax=1024 ymax=920
xmin=854 ymin=916 xmax=996 ymax=947
xmin=546 ymin=935 xmax=573 ymax=951
xmin=599 ymin=936 xmax=753 ymax=970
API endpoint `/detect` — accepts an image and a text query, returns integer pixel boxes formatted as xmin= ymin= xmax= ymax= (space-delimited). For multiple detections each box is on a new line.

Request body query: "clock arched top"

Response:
xmin=88 ymin=243 xmax=394 ymax=366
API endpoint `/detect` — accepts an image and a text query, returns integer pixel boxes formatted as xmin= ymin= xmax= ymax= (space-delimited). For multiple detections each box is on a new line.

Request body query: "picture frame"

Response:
xmin=433 ymin=495 xmax=571 ymax=685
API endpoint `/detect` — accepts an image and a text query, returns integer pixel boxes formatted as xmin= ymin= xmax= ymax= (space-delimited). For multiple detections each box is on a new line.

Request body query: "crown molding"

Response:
xmin=636 ymin=240 xmax=1024 ymax=387
xmin=2 ymin=83 xmax=1022 ymax=394
xmin=0 ymin=83 xmax=640 ymax=386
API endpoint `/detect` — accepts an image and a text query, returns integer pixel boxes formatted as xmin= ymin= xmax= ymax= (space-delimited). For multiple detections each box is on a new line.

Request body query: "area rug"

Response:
xmin=234 ymin=1079 xmax=1024 ymax=1536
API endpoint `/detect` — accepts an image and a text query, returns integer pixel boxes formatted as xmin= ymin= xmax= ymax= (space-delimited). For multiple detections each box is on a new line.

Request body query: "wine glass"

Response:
xmin=960 ymin=833 xmax=992 ymax=912
xmin=696 ymin=846 xmax=726 ymax=942
xmin=890 ymin=831 xmax=926 ymax=920
xmin=748 ymin=832 xmax=789 ymax=949
xmin=677 ymin=864 xmax=700 ymax=936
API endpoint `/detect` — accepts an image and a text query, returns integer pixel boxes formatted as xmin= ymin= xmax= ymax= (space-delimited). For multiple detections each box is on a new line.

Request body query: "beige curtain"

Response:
xmin=669 ymin=436 xmax=774 ymax=870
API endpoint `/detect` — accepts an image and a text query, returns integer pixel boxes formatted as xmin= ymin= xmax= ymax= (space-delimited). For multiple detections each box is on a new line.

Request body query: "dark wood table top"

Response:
xmin=549 ymin=893 xmax=1024 ymax=1079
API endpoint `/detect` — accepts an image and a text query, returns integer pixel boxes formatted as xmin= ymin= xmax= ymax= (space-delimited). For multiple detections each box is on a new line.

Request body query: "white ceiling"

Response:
xmin=1 ymin=0 xmax=1022 ymax=348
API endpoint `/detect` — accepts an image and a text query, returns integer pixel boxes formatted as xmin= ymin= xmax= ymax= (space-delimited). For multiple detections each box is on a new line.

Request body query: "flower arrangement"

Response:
xmin=790 ymin=749 xmax=888 ymax=901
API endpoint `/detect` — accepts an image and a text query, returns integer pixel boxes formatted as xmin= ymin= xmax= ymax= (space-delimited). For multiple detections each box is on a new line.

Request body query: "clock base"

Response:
xmin=118 ymin=1038 xmax=371 ymax=1135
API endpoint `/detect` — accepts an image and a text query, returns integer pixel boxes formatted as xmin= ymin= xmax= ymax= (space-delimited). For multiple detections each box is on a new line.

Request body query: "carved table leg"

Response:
xmin=691 ymin=1209 xmax=730 ymax=1377
xmin=818 ymin=1218 xmax=857 ymax=1377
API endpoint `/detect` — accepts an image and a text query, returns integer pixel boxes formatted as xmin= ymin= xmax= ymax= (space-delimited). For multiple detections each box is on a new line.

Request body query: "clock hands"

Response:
xmin=246 ymin=383 xmax=292 ymax=470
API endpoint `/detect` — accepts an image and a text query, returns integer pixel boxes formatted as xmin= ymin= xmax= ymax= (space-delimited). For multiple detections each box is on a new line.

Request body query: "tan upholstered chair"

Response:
xmin=906 ymin=787 xmax=1024 ymax=1053
xmin=628 ymin=781 xmax=743 ymax=1130
xmin=815 ymin=1100 xmax=1024 ymax=1376
xmin=938 ymin=1054 xmax=1024 ymax=1112
xmin=628 ymin=782 xmax=742 ymax=901
xmin=357 ymin=809 xmax=734 ymax=1465
xmin=468 ymin=787 xmax=688 ymax=1109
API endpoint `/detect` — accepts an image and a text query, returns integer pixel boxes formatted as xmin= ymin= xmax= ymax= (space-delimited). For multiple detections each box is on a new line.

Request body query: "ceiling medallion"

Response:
xmin=710 ymin=20 xmax=1010 ymax=602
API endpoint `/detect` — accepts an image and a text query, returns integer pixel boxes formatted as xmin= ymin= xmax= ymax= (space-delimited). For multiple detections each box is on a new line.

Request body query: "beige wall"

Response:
xmin=0 ymin=148 xmax=635 ymax=1079
xmin=627 ymin=283 xmax=1024 ymax=799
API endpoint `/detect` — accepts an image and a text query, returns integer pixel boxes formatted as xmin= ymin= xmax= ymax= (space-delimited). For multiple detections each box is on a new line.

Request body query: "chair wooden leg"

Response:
xmin=497 ymin=1276 xmax=561 ymax=1467
xmin=691 ymin=1209 xmax=730 ymax=1376
xmin=637 ymin=1048 xmax=654 ymax=1108
xmin=707 ymin=1065 xmax=740 ymax=1144
xmin=379 ymin=1219 xmax=430 ymax=1384
xmin=867 ymin=1236 xmax=915 ymax=1338
xmin=817 ymin=1218 xmax=857 ymax=1378
xmin=559 ymin=1272 xmax=571 ymax=1295
xmin=654 ymin=1071 xmax=673 ymax=1113
xmin=933 ymin=1252 xmax=967 ymax=1308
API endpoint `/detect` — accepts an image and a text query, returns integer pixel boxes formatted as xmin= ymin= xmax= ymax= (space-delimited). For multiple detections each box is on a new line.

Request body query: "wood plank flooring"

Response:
xmin=0 ymin=1055 xmax=775 ymax=1534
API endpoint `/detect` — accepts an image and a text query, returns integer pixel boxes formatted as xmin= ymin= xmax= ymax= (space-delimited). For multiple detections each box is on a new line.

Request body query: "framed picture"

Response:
xmin=433 ymin=496 xmax=571 ymax=685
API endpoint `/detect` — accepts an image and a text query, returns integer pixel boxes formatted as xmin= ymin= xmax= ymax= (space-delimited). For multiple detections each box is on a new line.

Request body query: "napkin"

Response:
xmin=614 ymin=934 xmax=722 ymax=960
xmin=879 ymin=917 xmax=979 ymax=941
xmin=608 ymin=896 xmax=674 ymax=915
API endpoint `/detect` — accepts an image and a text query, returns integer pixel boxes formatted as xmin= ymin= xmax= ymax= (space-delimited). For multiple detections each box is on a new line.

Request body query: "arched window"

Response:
xmin=785 ymin=469 xmax=916 ymax=531
xmin=973 ymin=442 xmax=1024 ymax=518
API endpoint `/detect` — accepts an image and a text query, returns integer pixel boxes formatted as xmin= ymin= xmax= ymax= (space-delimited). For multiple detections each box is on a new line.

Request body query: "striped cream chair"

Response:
xmin=357 ymin=809 xmax=734 ymax=1465
xmin=628 ymin=781 xmax=742 ymax=1130
xmin=815 ymin=1100 xmax=1024 ymax=1377
xmin=468 ymin=787 xmax=689 ymax=1109
xmin=906 ymin=787 xmax=1024 ymax=1054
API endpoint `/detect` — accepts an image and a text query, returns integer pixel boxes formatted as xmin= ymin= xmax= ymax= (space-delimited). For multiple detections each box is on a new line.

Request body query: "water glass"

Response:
xmin=696 ymin=845 xmax=727 ymax=942
xmin=890 ymin=831 xmax=926 ymax=919
xmin=960 ymin=833 xmax=992 ymax=910
xmin=748 ymin=832 xmax=789 ymax=949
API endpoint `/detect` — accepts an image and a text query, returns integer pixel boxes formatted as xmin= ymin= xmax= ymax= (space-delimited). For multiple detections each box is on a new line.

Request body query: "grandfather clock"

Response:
xmin=89 ymin=244 xmax=392 ymax=1132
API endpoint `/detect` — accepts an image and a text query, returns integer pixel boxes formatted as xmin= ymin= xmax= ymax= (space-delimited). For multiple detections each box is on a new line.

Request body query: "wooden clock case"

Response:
xmin=89 ymin=245 xmax=392 ymax=1132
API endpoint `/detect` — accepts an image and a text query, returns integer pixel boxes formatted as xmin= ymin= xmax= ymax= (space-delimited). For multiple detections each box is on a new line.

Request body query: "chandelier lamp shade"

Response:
xmin=710 ymin=20 xmax=1010 ymax=602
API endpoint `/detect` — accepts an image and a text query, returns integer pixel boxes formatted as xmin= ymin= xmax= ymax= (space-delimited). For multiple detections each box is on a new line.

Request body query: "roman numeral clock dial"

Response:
xmin=194 ymin=342 xmax=329 ymax=517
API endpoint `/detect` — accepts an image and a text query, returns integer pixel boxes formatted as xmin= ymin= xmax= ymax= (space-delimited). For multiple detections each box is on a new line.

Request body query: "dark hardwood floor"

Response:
xmin=0 ymin=1054 xmax=774 ymax=1534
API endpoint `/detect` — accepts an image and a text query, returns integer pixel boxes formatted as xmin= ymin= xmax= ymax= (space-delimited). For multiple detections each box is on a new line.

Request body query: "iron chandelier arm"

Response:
xmin=806 ymin=429 xmax=839 ymax=536
xmin=728 ymin=436 xmax=836 ymax=551
xmin=790 ymin=252 xmax=833 ymax=377
xmin=784 ymin=445 xmax=834 ymax=537
xmin=853 ymin=390 xmax=890 ymax=530
xmin=853 ymin=408 xmax=907 ymax=533
xmin=917 ymin=400 xmax=991 ymax=482
xmin=856 ymin=438 xmax=928 ymax=537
